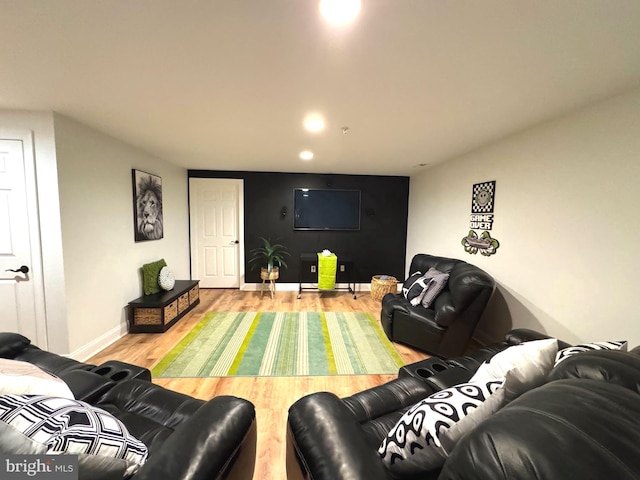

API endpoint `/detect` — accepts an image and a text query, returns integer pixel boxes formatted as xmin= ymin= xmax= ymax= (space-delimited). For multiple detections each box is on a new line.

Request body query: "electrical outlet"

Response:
xmin=340 ymin=264 xmax=345 ymax=272
xmin=311 ymin=265 xmax=316 ymax=273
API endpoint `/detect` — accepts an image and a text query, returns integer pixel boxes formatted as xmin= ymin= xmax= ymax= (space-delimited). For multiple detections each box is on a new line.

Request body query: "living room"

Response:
xmin=1 ymin=1 xmax=640 ymax=478
xmin=2 ymin=84 xmax=638 ymax=359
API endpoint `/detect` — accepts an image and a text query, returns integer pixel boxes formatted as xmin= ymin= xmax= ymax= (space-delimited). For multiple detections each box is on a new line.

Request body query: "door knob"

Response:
xmin=229 ymin=240 xmax=239 ymax=245
xmin=5 ymin=265 xmax=29 ymax=274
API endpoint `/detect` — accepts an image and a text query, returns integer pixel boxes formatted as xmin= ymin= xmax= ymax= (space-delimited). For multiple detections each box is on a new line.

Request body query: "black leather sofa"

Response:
xmin=381 ymin=254 xmax=495 ymax=358
xmin=287 ymin=329 xmax=640 ymax=480
xmin=0 ymin=333 xmax=256 ymax=480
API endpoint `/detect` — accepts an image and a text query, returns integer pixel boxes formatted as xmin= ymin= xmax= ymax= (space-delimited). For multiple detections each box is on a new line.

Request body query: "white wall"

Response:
xmin=54 ymin=114 xmax=190 ymax=356
xmin=407 ymin=87 xmax=640 ymax=346
xmin=0 ymin=110 xmax=69 ymax=353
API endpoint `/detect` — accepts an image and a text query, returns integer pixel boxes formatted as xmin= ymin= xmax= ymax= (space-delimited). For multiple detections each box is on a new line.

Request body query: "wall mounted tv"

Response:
xmin=293 ymin=189 xmax=361 ymax=231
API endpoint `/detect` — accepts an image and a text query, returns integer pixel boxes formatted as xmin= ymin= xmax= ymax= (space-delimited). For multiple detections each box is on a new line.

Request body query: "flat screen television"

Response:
xmin=293 ymin=189 xmax=361 ymax=231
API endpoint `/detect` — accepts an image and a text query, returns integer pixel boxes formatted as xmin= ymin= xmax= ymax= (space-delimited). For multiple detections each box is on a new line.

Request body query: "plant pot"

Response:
xmin=260 ymin=267 xmax=279 ymax=281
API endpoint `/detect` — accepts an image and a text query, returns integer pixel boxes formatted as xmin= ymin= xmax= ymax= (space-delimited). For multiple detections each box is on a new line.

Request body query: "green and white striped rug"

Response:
xmin=151 ymin=311 xmax=405 ymax=377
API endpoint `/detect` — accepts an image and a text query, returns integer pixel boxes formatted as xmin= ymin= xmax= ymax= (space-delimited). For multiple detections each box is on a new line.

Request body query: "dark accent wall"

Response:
xmin=189 ymin=170 xmax=409 ymax=283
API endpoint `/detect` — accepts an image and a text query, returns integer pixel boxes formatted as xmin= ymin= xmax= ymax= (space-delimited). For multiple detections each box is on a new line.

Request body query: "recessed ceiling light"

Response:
xmin=319 ymin=0 xmax=361 ymax=26
xmin=299 ymin=151 xmax=314 ymax=161
xmin=304 ymin=113 xmax=325 ymax=133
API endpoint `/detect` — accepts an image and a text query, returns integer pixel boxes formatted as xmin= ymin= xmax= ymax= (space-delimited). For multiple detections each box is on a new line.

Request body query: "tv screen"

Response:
xmin=293 ymin=189 xmax=361 ymax=231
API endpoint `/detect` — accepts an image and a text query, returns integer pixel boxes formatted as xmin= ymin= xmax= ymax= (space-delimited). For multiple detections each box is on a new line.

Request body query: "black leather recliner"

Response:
xmin=381 ymin=254 xmax=495 ymax=358
xmin=287 ymin=330 xmax=640 ymax=480
xmin=0 ymin=333 xmax=256 ymax=480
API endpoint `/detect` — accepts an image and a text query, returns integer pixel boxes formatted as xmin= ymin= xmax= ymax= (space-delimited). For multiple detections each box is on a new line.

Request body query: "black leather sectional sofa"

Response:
xmin=287 ymin=329 xmax=640 ymax=480
xmin=7 ymin=327 xmax=640 ymax=480
xmin=0 ymin=333 xmax=256 ymax=480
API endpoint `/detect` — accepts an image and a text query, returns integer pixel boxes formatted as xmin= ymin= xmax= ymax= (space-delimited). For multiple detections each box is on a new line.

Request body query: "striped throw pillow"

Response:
xmin=554 ymin=340 xmax=628 ymax=366
xmin=420 ymin=268 xmax=450 ymax=308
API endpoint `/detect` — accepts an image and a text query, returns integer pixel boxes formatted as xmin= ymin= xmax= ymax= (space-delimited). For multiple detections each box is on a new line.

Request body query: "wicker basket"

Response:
xmin=134 ymin=307 xmax=165 ymax=326
xmin=371 ymin=275 xmax=398 ymax=301
xmin=260 ymin=267 xmax=280 ymax=281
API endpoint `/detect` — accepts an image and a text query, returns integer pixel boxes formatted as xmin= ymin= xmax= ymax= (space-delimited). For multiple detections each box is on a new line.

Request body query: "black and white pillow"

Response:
xmin=555 ymin=340 xmax=627 ymax=366
xmin=470 ymin=338 xmax=558 ymax=400
xmin=440 ymin=339 xmax=554 ymax=455
xmin=402 ymin=271 xmax=426 ymax=306
xmin=378 ymin=379 xmax=504 ymax=475
xmin=0 ymin=394 xmax=148 ymax=478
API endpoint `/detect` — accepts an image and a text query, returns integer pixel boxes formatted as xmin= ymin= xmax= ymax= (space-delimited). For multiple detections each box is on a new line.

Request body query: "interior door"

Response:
xmin=189 ymin=178 xmax=243 ymax=288
xmin=0 ymin=137 xmax=44 ymax=344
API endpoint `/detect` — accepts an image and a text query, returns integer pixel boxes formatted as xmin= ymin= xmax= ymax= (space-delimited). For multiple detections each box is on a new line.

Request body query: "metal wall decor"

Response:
xmin=461 ymin=180 xmax=500 ymax=256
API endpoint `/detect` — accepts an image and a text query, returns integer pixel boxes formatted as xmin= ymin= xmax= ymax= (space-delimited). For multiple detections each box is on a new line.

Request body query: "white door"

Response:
xmin=0 ymin=137 xmax=44 ymax=345
xmin=189 ymin=178 xmax=243 ymax=288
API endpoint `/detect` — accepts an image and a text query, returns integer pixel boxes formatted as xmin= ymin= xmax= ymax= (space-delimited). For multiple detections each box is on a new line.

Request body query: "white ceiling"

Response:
xmin=2 ymin=1 xmax=640 ymax=176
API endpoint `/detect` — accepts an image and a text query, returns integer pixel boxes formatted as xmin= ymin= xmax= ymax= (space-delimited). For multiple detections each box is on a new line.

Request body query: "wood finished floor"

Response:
xmin=88 ymin=289 xmax=430 ymax=480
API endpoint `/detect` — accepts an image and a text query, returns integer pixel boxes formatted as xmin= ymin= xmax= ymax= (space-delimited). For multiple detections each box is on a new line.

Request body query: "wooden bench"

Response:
xmin=127 ymin=280 xmax=200 ymax=333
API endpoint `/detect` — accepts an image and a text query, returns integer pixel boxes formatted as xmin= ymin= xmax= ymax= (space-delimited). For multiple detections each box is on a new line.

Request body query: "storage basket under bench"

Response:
xmin=127 ymin=280 xmax=200 ymax=333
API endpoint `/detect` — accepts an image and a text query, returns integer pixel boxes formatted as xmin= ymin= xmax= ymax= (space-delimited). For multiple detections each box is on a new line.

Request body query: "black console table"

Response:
xmin=127 ymin=280 xmax=200 ymax=333
xmin=297 ymin=253 xmax=357 ymax=299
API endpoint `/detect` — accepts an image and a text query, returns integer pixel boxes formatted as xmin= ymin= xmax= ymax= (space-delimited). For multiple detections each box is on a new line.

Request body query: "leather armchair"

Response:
xmin=381 ymin=254 xmax=495 ymax=358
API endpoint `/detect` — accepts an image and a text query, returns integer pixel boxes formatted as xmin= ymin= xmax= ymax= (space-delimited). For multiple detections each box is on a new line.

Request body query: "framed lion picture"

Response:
xmin=132 ymin=169 xmax=163 ymax=242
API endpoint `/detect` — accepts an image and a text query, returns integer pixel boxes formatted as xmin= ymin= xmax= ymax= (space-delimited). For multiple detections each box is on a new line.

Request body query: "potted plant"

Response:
xmin=248 ymin=237 xmax=290 ymax=281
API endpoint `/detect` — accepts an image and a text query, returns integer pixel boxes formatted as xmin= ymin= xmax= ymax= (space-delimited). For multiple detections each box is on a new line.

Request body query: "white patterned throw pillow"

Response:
xmin=554 ymin=340 xmax=628 ymax=366
xmin=0 ymin=394 xmax=148 ymax=478
xmin=378 ymin=378 xmax=504 ymax=475
xmin=158 ymin=266 xmax=175 ymax=291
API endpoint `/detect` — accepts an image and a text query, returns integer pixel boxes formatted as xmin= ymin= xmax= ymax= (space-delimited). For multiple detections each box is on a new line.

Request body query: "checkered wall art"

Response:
xmin=471 ymin=180 xmax=495 ymax=214
xmin=462 ymin=180 xmax=500 ymax=256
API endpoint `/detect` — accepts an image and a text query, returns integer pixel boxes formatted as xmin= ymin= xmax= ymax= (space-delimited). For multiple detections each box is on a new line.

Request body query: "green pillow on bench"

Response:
xmin=141 ymin=259 xmax=167 ymax=295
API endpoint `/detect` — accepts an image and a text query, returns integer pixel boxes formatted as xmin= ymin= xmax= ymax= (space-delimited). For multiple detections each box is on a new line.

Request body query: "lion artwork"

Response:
xmin=135 ymin=174 xmax=163 ymax=241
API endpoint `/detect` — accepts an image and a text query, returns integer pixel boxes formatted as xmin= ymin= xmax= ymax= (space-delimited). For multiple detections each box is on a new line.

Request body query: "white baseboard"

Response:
xmin=69 ymin=325 xmax=125 ymax=362
xmin=241 ymin=282 xmax=374 ymax=292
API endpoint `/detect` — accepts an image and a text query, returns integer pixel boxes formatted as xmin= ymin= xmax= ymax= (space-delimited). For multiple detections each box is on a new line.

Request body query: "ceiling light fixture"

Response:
xmin=304 ymin=113 xmax=325 ymax=133
xmin=299 ymin=151 xmax=314 ymax=161
xmin=319 ymin=0 xmax=361 ymax=26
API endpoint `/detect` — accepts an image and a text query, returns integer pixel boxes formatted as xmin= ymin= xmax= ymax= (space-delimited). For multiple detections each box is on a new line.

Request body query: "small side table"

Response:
xmin=297 ymin=253 xmax=357 ymax=299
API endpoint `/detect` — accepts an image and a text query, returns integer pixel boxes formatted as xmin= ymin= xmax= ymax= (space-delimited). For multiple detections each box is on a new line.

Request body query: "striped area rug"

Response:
xmin=151 ymin=311 xmax=405 ymax=377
